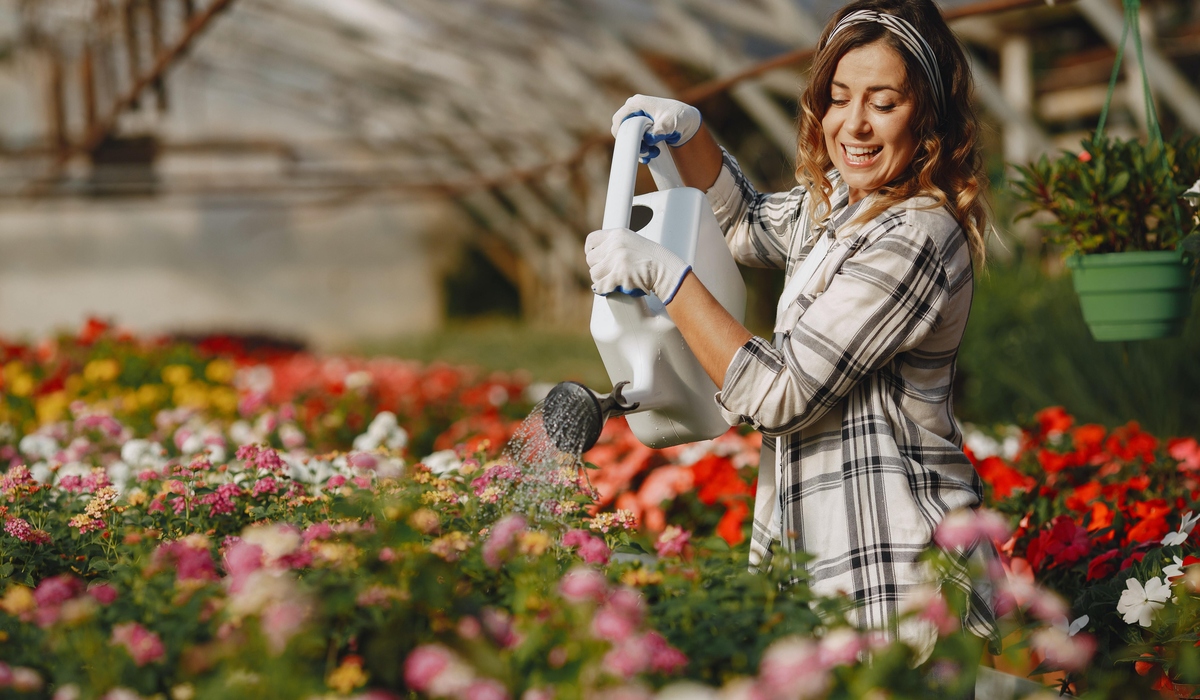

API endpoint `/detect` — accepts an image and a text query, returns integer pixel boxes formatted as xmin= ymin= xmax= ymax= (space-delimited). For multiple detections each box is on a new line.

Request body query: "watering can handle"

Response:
xmin=602 ymin=116 xmax=686 ymax=230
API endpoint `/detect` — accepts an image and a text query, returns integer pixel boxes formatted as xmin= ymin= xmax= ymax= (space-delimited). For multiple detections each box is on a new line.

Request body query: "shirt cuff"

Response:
xmin=704 ymin=161 xmax=741 ymax=226
xmin=713 ymin=336 xmax=780 ymax=427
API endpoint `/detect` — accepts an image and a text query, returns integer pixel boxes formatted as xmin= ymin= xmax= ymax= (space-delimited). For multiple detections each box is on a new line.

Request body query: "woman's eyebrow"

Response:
xmin=831 ymin=80 xmax=901 ymax=94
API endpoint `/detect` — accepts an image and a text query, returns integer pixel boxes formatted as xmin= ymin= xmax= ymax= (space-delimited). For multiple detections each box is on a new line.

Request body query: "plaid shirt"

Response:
xmin=705 ymin=150 xmax=996 ymax=651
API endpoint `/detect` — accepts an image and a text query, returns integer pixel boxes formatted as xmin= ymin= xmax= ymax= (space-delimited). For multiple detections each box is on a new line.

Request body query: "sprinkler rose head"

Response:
xmin=542 ymin=381 xmax=640 ymax=455
xmin=543 ymin=381 xmax=604 ymax=455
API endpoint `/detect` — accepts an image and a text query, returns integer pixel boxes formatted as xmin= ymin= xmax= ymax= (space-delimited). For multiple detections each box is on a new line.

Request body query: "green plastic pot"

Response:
xmin=1066 ymin=250 xmax=1195 ymax=341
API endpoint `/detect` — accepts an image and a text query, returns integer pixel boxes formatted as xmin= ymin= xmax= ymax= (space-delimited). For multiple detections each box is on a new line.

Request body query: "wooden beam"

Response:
xmin=74 ymin=0 xmax=238 ymax=158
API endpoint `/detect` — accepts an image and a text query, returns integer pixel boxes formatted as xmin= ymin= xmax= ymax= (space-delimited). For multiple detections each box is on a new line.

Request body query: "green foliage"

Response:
xmin=957 ymin=259 xmax=1200 ymax=436
xmin=1009 ymin=134 xmax=1200 ymax=255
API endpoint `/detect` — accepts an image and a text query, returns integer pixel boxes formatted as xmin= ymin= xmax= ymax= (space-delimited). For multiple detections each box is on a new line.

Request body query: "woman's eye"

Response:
xmin=873 ymin=103 xmax=896 ymax=112
xmin=830 ymin=98 xmax=849 ymax=106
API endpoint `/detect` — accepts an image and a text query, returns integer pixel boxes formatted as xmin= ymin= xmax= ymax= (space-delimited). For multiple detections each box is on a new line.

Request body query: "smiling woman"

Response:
xmin=585 ymin=0 xmax=993 ymax=669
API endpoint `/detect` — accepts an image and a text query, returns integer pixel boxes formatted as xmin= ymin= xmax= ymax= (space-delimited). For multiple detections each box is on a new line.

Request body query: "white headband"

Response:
xmin=825 ymin=9 xmax=946 ymax=117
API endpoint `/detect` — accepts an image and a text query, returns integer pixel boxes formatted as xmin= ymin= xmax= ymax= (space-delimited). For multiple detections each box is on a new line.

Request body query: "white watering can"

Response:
xmin=543 ymin=115 xmax=746 ymax=453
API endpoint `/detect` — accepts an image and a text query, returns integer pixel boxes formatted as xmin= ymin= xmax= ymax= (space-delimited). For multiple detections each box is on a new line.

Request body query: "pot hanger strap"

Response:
xmin=1094 ymin=0 xmax=1163 ymax=148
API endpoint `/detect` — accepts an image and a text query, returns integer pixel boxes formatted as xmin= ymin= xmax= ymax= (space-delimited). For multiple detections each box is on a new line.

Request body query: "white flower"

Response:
xmin=18 ymin=433 xmax=59 ymax=460
xmin=1068 ymin=615 xmax=1089 ymax=636
xmin=422 ymin=449 xmax=462 ymax=475
xmin=1164 ymin=556 xmax=1186 ymax=581
xmin=1161 ymin=511 xmax=1198 ymax=546
xmin=1116 ymin=576 xmax=1170 ymax=627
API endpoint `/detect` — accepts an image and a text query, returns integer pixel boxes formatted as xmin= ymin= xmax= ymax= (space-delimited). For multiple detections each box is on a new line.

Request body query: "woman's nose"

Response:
xmin=844 ymin=101 xmax=872 ymax=136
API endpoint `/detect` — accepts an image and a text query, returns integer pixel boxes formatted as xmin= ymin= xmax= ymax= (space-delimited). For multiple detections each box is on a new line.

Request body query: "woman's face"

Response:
xmin=821 ymin=40 xmax=918 ymax=204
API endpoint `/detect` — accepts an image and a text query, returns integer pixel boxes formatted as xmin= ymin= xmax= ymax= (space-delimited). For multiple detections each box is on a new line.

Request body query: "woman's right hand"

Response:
xmin=611 ymin=95 xmax=702 ymax=163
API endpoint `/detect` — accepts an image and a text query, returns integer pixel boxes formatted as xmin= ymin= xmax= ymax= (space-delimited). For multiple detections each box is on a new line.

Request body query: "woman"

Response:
xmin=586 ymin=0 xmax=995 ymax=655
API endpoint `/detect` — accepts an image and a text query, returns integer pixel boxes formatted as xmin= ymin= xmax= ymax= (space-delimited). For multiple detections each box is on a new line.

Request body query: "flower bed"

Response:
xmin=0 ymin=321 xmax=1196 ymax=699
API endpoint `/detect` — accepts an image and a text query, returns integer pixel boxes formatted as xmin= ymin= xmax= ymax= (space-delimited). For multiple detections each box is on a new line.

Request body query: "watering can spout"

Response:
xmin=542 ymin=381 xmax=639 ymax=455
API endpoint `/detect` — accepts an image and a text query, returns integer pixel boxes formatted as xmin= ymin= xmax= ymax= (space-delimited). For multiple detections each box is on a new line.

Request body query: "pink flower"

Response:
xmin=261 ymin=600 xmax=308 ymax=654
xmin=378 ymin=547 xmax=396 ymax=562
xmin=252 ymin=477 xmax=279 ymax=496
xmin=483 ymin=515 xmax=527 ymax=569
xmin=34 ymin=574 xmax=83 ymax=607
xmin=405 ymin=648 xmax=448 ymax=691
xmin=654 ymin=526 xmax=691 ymax=558
xmin=153 ymin=538 xmax=218 ymax=584
xmin=463 ymin=678 xmax=509 ymax=700
xmin=4 ymin=517 xmax=51 ymax=545
xmin=87 ymin=583 xmax=119 ymax=606
xmin=199 ymin=483 xmax=241 ymax=517
xmin=111 ymin=622 xmax=165 ymax=666
xmin=558 ymin=567 xmax=608 ymax=603
xmin=592 ymin=606 xmax=636 ymax=642
xmin=404 ymin=644 xmax=472 ymax=696
xmin=223 ymin=541 xmax=265 ymax=592
xmin=602 ymin=642 xmax=649 ymax=679
xmin=303 ymin=522 xmax=336 ymax=543
xmin=758 ymin=637 xmax=830 ymax=700
xmin=562 ymin=529 xmax=611 ymax=565
xmin=643 ymin=631 xmax=688 ymax=674
xmin=10 ymin=667 xmax=43 ymax=692
xmin=934 ymin=508 xmax=1011 ymax=550
xmin=606 ymin=588 xmax=645 ymax=624
xmin=327 ymin=475 xmax=347 ymax=488
xmin=481 ymin=608 xmax=519 ymax=648
xmin=817 ymin=629 xmax=863 ymax=668
xmin=1031 ymin=626 xmax=1096 ymax=671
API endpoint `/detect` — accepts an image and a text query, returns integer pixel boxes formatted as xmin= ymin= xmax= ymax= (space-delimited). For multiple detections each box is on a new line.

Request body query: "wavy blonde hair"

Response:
xmin=795 ymin=0 xmax=988 ymax=267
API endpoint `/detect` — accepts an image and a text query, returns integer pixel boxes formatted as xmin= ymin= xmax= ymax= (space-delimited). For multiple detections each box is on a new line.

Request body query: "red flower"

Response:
xmin=976 ymin=456 xmax=1035 ymax=499
xmin=1065 ymin=482 xmax=1101 ymax=512
xmin=690 ymin=455 xmax=752 ymax=506
xmin=1035 ymin=406 xmax=1074 ymax=437
xmin=1125 ymin=516 xmax=1169 ymax=546
xmin=716 ymin=499 xmax=749 ymax=546
xmin=1026 ymin=515 xmax=1090 ymax=571
xmin=1087 ymin=549 xmax=1122 ymax=581
xmin=1071 ymin=424 xmax=1108 ymax=463
xmin=1037 ymin=449 xmax=1076 ymax=473
xmin=1078 ymin=150 xmax=1093 ymax=162
xmin=1120 ymin=551 xmax=1146 ymax=570
xmin=1106 ymin=422 xmax=1158 ymax=464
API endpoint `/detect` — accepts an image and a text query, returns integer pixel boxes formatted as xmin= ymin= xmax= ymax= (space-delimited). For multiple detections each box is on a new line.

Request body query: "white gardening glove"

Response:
xmin=586 ymin=228 xmax=692 ymax=304
xmin=610 ymin=95 xmax=702 ymax=164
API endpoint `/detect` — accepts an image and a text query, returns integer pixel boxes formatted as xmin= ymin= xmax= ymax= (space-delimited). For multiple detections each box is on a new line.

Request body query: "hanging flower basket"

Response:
xmin=1009 ymin=0 xmax=1200 ymax=342
xmin=1067 ymin=249 xmax=1194 ymax=341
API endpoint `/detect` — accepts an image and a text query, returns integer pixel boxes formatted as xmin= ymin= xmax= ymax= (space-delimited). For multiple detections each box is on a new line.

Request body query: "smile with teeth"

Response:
xmin=843 ymin=144 xmax=882 ymax=164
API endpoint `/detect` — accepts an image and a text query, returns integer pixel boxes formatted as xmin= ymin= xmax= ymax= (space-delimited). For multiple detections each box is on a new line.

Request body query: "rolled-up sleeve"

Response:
xmin=715 ymin=221 xmax=950 ymax=435
xmin=705 ymin=149 xmax=806 ymax=271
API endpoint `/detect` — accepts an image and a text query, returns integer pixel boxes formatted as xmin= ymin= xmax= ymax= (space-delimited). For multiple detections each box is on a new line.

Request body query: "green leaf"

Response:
xmin=1106 ymin=171 xmax=1130 ymax=198
xmin=89 ymin=558 xmax=111 ymax=572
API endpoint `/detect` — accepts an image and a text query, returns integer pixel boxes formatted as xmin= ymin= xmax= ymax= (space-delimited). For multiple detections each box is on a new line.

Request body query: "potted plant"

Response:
xmin=1009 ymin=0 xmax=1200 ymax=342
xmin=1010 ymin=135 xmax=1200 ymax=341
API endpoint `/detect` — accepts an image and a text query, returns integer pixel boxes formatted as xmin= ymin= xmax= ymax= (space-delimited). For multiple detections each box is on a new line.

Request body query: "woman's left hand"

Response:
xmin=585 ymin=228 xmax=691 ymax=304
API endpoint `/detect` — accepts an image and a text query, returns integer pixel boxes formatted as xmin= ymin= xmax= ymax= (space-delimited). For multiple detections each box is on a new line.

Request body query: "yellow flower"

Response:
xmin=0 ymin=585 xmax=36 ymax=615
xmin=127 ymin=490 xmax=148 ymax=507
xmin=314 ymin=543 xmax=360 ymax=568
xmin=429 ymin=532 xmax=472 ymax=561
xmin=209 ymin=387 xmax=239 ymax=414
xmin=9 ymin=373 xmax=33 ymax=398
xmin=621 ymin=568 xmax=664 ymax=587
xmin=137 ymin=383 xmax=167 ymax=408
xmin=408 ymin=508 xmax=440 ymax=533
xmin=83 ymin=358 xmax=121 ymax=383
xmin=517 ymin=531 xmax=552 ymax=557
xmin=326 ymin=658 xmax=369 ymax=694
xmin=173 ymin=382 xmax=209 ymax=409
xmin=204 ymin=359 xmax=236 ymax=384
xmin=161 ymin=364 xmax=193 ymax=386
xmin=36 ymin=391 xmax=69 ymax=425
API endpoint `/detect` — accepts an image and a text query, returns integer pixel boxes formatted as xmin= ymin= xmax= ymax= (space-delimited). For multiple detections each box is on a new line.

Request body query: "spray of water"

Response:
xmin=489 ymin=401 xmax=599 ymax=526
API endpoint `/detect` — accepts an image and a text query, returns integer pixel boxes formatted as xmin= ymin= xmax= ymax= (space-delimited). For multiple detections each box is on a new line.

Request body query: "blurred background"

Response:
xmin=0 ymin=0 xmax=1197 ymax=434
